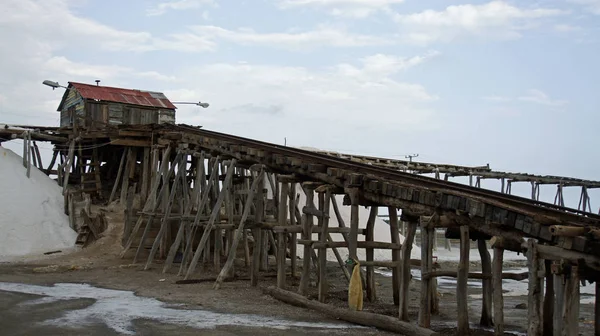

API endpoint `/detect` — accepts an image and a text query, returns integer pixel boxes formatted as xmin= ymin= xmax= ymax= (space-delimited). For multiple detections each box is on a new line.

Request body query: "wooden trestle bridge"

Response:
xmin=2 ymin=122 xmax=600 ymax=336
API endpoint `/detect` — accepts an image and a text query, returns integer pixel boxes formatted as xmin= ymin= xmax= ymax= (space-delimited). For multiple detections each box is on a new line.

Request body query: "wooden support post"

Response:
xmin=563 ymin=265 xmax=580 ymax=336
xmin=595 ymin=281 xmax=600 ymax=336
xmin=289 ymin=183 xmax=298 ymax=278
xmin=140 ymin=147 xmax=150 ymax=204
xmin=46 ymin=149 xmax=59 ymax=175
xmin=457 ymin=225 xmax=470 ymax=335
xmin=176 ymin=157 xmax=220 ymax=275
xmin=366 ymin=205 xmax=377 ymax=302
xmin=33 ymin=142 xmax=42 ymax=169
xmin=26 ymin=131 xmax=32 ymax=177
xmin=527 ymin=239 xmax=543 ymax=336
xmin=122 ymin=186 xmax=135 ymax=246
xmin=553 ymin=264 xmax=564 ymax=336
xmin=478 ymin=239 xmax=493 ymax=327
xmin=22 ymin=132 xmax=27 ymax=167
xmin=119 ymin=147 xmax=172 ymax=259
xmin=419 ymin=218 xmax=433 ymax=328
xmin=251 ymin=175 xmax=265 ymax=286
xmin=62 ymin=139 xmax=76 ymax=193
xmin=399 ymin=219 xmax=417 ymax=321
xmin=184 ymin=159 xmax=236 ymax=279
xmin=348 ymin=188 xmax=359 ymax=261
xmin=277 ymin=181 xmax=289 ymax=289
xmin=298 ymin=186 xmax=315 ymax=296
xmin=109 ymin=148 xmax=128 ymax=204
xmin=215 ymin=168 xmax=265 ymax=289
xmin=318 ymin=189 xmax=331 ymax=302
xmin=493 ymin=245 xmax=504 ymax=336
xmin=132 ymin=151 xmax=180 ymax=264
xmin=388 ymin=207 xmax=401 ymax=306
xmin=144 ymin=153 xmax=186 ymax=270
xmin=543 ymin=259 xmax=554 ymax=336
xmin=120 ymin=148 xmax=136 ymax=206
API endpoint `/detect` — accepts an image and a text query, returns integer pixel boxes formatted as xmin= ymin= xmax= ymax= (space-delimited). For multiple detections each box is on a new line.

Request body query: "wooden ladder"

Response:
xmin=79 ymin=142 xmax=103 ymax=199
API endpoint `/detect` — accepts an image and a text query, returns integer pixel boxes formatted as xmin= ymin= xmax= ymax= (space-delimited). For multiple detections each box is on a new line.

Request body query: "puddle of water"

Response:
xmin=0 ymin=282 xmax=359 ymax=335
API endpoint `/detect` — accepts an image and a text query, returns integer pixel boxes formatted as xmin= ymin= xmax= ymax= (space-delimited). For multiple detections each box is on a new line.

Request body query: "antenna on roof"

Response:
xmin=95 ymin=80 xmax=101 ymax=86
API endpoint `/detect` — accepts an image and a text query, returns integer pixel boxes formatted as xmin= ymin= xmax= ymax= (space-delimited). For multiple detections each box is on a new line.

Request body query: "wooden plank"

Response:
xmin=457 ymin=225 xmax=470 ymax=335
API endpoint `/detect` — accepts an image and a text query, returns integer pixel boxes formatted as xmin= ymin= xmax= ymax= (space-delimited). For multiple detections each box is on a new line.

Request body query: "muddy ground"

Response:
xmin=0 ymin=207 xmax=595 ymax=335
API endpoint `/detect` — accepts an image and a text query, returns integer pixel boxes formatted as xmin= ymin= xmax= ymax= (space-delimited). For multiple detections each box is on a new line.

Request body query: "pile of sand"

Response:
xmin=0 ymin=147 xmax=77 ymax=260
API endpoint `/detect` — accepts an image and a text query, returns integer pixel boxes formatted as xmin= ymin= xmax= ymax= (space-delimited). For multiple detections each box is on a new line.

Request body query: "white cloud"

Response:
xmin=163 ymin=52 xmax=440 ymax=142
xmin=482 ymin=95 xmax=511 ymax=102
xmin=483 ymin=90 xmax=568 ymax=107
xmin=44 ymin=57 xmax=177 ymax=82
xmin=554 ymin=24 xmax=583 ymax=32
xmin=188 ymin=25 xmax=392 ymax=48
xmin=568 ymin=0 xmax=600 ymax=15
xmin=146 ymin=0 xmax=216 ymax=16
xmin=518 ymin=89 xmax=568 ymax=106
xmin=392 ymin=1 xmax=567 ymax=44
xmin=277 ymin=0 xmax=404 ymax=18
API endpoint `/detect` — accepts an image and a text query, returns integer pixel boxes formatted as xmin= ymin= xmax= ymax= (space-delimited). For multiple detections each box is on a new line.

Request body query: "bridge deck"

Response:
xmin=2 ymin=122 xmax=598 ymax=335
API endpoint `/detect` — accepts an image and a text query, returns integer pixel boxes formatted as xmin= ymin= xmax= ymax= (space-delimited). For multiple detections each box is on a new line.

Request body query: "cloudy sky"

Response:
xmin=0 ymin=0 xmax=598 ymax=209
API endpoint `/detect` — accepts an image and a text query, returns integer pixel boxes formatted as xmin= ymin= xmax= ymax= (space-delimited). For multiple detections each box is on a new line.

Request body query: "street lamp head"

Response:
xmin=198 ymin=102 xmax=209 ymax=108
xmin=42 ymin=80 xmax=66 ymax=90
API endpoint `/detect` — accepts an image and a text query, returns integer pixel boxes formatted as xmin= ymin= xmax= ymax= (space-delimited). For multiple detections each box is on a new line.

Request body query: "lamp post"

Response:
xmin=42 ymin=80 xmax=68 ymax=90
xmin=172 ymin=101 xmax=210 ymax=108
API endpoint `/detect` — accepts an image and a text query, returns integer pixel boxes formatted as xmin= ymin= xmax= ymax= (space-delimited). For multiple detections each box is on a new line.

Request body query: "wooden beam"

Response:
xmin=264 ymin=286 xmax=439 ymax=336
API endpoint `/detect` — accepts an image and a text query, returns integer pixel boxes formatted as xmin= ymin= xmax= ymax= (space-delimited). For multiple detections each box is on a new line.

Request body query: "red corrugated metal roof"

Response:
xmin=67 ymin=82 xmax=176 ymax=110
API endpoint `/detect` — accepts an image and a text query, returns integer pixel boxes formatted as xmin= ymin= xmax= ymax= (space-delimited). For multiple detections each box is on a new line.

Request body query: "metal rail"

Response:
xmin=173 ymin=124 xmax=600 ymax=226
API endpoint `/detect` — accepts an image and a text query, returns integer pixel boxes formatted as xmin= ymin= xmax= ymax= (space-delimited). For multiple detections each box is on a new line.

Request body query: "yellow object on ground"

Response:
xmin=348 ymin=261 xmax=363 ymax=311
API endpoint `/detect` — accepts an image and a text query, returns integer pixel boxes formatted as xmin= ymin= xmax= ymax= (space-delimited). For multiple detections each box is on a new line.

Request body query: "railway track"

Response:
xmin=173 ymin=124 xmax=600 ymax=227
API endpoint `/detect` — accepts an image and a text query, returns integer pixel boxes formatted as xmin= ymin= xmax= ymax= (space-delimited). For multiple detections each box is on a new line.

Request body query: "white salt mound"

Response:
xmin=0 ymin=147 xmax=77 ymax=260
